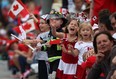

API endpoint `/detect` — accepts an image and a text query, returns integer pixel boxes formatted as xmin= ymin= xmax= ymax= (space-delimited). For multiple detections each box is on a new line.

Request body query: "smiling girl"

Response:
xmin=51 ymin=18 xmax=79 ymax=79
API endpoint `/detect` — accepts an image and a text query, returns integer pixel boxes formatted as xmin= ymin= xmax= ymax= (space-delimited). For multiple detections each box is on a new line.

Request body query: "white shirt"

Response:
xmin=74 ymin=41 xmax=93 ymax=65
xmin=35 ymin=31 xmax=50 ymax=60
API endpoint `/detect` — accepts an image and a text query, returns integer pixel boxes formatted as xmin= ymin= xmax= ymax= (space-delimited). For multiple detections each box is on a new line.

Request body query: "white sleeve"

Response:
xmin=74 ymin=42 xmax=81 ymax=50
xmin=36 ymin=34 xmax=41 ymax=39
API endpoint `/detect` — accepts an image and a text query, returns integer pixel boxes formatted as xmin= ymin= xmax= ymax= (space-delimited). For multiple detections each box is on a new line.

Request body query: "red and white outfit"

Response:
xmin=56 ymin=34 xmax=78 ymax=79
xmin=74 ymin=41 xmax=93 ymax=79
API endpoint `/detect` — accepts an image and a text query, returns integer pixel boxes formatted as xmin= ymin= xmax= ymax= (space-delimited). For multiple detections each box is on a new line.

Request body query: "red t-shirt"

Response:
xmin=18 ymin=43 xmax=29 ymax=53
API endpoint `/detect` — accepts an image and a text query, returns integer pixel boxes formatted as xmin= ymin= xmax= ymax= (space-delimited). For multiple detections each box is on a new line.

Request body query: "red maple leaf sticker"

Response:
xmin=13 ymin=4 xmax=18 ymax=11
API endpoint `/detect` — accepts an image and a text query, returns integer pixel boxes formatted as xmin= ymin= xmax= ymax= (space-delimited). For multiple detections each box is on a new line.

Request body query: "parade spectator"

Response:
xmin=51 ymin=18 xmax=79 ymax=79
xmin=74 ymin=22 xmax=93 ymax=79
xmin=23 ymin=13 xmax=50 ymax=79
xmin=98 ymin=9 xmax=114 ymax=35
xmin=6 ymin=40 xmax=20 ymax=78
xmin=46 ymin=10 xmax=68 ymax=79
xmin=110 ymin=12 xmax=116 ymax=39
xmin=87 ymin=31 xmax=116 ymax=79
xmin=73 ymin=0 xmax=86 ymax=13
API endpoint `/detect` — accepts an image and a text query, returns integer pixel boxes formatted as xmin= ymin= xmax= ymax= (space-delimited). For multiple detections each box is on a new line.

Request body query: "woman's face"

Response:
xmin=96 ymin=34 xmax=113 ymax=54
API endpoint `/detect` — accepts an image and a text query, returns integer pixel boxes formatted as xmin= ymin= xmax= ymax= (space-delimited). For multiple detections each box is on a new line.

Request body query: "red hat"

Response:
xmin=6 ymin=40 xmax=18 ymax=50
xmin=81 ymin=56 xmax=96 ymax=69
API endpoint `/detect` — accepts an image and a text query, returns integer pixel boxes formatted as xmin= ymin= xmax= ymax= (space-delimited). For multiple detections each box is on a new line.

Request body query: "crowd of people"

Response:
xmin=0 ymin=0 xmax=116 ymax=79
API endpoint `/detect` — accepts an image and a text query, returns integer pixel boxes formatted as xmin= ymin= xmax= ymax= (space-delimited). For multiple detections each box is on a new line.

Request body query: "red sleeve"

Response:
xmin=18 ymin=44 xmax=29 ymax=52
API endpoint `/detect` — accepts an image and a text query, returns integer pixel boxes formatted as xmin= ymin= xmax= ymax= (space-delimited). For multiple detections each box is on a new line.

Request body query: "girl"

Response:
xmin=74 ymin=22 xmax=93 ymax=79
xmin=51 ymin=18 xmax=79 ymax=79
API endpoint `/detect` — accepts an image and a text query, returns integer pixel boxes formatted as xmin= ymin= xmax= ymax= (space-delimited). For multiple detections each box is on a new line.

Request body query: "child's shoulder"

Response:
xmin=76 ymin=41 xmax=84 ymax=45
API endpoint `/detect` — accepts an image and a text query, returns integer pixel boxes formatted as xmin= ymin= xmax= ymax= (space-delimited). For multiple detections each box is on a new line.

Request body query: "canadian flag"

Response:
xmin=13 ymin=19 xmax=39 ymax=34
xmin=8 ymin=0 xmax=29 ymax=19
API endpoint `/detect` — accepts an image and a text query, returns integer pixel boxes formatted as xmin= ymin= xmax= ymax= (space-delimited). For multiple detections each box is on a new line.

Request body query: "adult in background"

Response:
xmin=87 ymin=31 xmax=116 ymax=79
xmin=110 ymin=12 xmax=116 ymax=39
xmin=98 ymin=9 xmax=114 ymax=36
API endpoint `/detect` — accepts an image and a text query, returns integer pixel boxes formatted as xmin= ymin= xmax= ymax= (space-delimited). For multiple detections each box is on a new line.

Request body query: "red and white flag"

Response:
xmin=13 ymin=19 xmax=39 ymax=34
xmin=8 ymin=0 xmax=29 ymax=19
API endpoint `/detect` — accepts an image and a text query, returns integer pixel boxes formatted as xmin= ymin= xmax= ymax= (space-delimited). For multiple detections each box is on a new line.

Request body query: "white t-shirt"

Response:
xmin=35 ymin=31 xmax=50 ymax=61
xmin=74 ymin=41 xmax=93 ymax=65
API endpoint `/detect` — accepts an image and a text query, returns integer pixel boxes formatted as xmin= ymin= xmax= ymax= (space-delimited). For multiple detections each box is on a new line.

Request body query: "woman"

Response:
xmin=87 ymin=31 xmax=116 ymax=79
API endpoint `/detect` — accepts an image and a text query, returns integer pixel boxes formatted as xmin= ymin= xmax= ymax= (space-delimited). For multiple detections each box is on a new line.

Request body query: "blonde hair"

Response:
xmin=78 ymin=22 xmax=93 ymax=41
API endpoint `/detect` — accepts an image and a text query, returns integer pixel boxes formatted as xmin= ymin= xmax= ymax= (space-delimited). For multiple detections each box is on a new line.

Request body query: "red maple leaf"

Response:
xmin=13 ymin=4 xmax=18 ymax=11
xmin=23 ymin=23 xmax=31 ymax=30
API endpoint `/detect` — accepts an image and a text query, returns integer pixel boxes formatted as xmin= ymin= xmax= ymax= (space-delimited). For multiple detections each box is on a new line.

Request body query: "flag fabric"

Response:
xmin=8 ymin=0 xmax=29 ymax=19
xmin=91 ymin=0 xmax=116 ymax=25
xmin=19 ymin=25 xmax=26 ymax=40
xmin=13 ymin=19 xmax=39 ymax=34
xmin=50 ymin=39 xmax=61 ymax=45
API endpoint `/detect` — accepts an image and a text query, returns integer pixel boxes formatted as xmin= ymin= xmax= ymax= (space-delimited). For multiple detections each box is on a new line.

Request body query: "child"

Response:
xmin=23 ymin=14 xmax=50 ymax=79
xmin=6 ymin=40 xmax=20 ymax=78
xmin=46 ymin=10 xmax=68 ymax=79
xmin=34 ymin=14 xmax=50 ymax=79
xmin=51 ymin=18 xmax=79 ymax=79
xmin=74 ymin=22 xmax=93 ymax=79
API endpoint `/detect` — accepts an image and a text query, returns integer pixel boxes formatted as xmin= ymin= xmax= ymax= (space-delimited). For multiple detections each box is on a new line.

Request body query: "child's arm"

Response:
xmin=23 ymin=39 xmax=43 ymax=45
xmin=30 ymin=13 xmax=39 ymax=23
xmin=67 ymin=44 xmax=79 ymax=57
xmin=51 ymin=20 xmax=64 ymax=38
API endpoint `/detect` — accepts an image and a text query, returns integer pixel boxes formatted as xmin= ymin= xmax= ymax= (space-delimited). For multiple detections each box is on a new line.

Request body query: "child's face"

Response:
xmin=80 ymin=26 xmax=92 ymax=40
xmin=28 ymin=3 xmax=35 ymax=13
xmin=49 ymin=18 xmax=63 ymax=29
xmin=39 ymin=19 xmax=49 ymax=32
xmin=68 ymin=20 xmax=79 ymax=35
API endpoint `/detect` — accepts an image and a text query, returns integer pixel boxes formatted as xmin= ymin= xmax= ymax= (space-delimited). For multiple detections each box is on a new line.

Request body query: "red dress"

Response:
xmin=56 ymin=34 xmax=78 ymax=79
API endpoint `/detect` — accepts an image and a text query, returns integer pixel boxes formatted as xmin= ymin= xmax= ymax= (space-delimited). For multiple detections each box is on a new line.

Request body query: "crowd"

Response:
xmin=0 ymin=0 xmax=116 ymax=79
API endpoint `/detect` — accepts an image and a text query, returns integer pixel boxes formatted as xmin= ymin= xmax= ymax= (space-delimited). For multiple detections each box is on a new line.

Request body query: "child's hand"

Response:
xmin=85 ymin=49 xmax=95 ymax=59
xmin=22 ymin=39 xmax=31 ymax=45
xmin=68 ymin=44 xmax=73 ymax=51
xmin=29 ymin=13 xmax=38 ymax=23
xmin=61 ymin=44 xmax=67 ymax=53
xmin=29 ymin=13 xmax=35 ymax=19
xmin=45 ymin=41 xmax=51 ymax=47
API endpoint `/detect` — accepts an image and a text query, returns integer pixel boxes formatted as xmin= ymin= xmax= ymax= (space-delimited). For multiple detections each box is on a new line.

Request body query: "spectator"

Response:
xmin=87 ymin=31 xmax=116 ymax=79
xmin=98 ymin=9 xmax=114 ymax=35
xmin=74 ymin=22 xmax=93 ymax=79
xmin=51 ymin=18 xmax=79 ymax=79
xmin=110 ymin=12 xmax=116 ymax=39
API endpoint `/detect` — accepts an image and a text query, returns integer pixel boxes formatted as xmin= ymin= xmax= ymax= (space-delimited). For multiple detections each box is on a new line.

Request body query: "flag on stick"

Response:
xmin=8 ymin=0 xmax=29 ymax=19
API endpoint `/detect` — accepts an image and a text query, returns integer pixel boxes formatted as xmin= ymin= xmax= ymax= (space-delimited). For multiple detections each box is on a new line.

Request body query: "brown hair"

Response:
xmin=64 ymin=18 xmax=79 ymax=36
